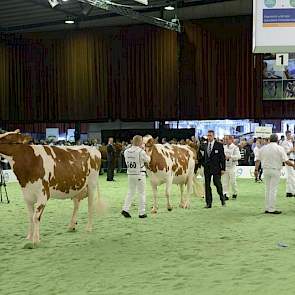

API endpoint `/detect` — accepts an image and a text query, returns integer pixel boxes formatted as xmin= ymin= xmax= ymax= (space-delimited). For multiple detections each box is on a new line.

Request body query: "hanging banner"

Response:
xmin=253 ymin=0 xmax=295 ymax=53
xmin=255 ymin=126 xmax=273 ymax=138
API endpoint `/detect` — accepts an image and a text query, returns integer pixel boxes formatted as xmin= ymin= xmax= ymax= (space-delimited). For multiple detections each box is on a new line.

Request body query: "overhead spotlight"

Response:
xmin=164 ymin=5 xmax=175 ymax=11
xmin=65 ymin=19 xmax=75 ymax=24
xmin=48 ymin=0 xmax=60 ymax=8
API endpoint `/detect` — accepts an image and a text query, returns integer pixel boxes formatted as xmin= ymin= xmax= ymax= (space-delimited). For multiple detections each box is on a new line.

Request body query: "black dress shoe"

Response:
xmin=265 ymin=210 xmax=282 ymax=214
xmin=204 ymin=205 xmax=212 ymax=208
xmin=139 ymin=214 xmax=147 ymax=218
xmin=232 ymin=194 xmax=237 ymax=199
xmin=286 ymin=193 xmax=293 ymax=197
xmin=121 ymin=210 xmax=132 ymax=218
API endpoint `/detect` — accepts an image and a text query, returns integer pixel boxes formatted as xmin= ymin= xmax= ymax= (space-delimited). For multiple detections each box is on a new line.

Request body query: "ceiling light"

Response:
xmin=164 ymin=5 xmax=175 ymax=11
xmin=48 ymin=0 xmax=59 ymax=8
xmin=65 ymin=19 xmax=75 ymax=24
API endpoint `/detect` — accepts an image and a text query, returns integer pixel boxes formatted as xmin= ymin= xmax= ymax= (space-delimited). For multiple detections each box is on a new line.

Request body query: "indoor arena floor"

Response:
xmin=1 ymin=175 xmax=295 ymax=295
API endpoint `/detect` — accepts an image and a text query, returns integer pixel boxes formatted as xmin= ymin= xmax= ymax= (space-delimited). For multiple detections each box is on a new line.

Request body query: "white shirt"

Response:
xmin=281 ymin=139 xmax=294 ymax=160
xmin=224 ymin=143 xmax=241 ymax=168
xmin=256 ymin=142 xmax=288 ymax=171
xmin=254 ymin=145 xmax=262 ymax=162
xmin=124 ymin=146 xmax=150 ymax=175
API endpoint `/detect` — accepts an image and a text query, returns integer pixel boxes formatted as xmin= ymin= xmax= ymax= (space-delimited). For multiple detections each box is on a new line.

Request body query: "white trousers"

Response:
xmin=285 ymin=165 xmax=295 ymax=194
xmin=123 ymin=174 xmax=146 ymax=215
xmin=222 ymin=167 xmax=238 ymax=196
xmin=264 ymin=169 xmax=281 ymax=212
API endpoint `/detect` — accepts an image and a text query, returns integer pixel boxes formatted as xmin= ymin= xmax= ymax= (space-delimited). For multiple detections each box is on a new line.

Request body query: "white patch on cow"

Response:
xmin=31 ymin=146 xmax=56 ymax=182
xmin=22 ymin=179 xmax=44 ymax=204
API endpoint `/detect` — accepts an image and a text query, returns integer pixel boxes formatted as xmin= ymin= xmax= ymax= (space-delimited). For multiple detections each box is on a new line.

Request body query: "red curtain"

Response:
xmin=0 ymin=17 xmax=294 ymax=124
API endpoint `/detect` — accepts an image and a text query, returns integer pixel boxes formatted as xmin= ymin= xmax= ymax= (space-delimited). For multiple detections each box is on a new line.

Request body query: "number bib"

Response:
xmin=124 ymin=148 xmax=141 ymax=175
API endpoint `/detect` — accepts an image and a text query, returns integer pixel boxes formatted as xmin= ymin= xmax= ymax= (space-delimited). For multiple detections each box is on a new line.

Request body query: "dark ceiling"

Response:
xmin=0 ymin=0 xmax=248 ymax=32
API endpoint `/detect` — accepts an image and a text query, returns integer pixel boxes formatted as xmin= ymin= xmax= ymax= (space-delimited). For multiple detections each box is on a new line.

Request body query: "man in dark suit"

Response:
xmin=107 ymin=137 xmax=115 ymax=181
xmin=200 ymin=130 xmax=226 ymax=208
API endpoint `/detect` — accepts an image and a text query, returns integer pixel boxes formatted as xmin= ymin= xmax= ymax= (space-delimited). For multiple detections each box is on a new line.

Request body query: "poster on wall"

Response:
xmin=253 ymin=0 xmax=295 ymax=53
xmin=263 ymin=52 xmax=295 ymax=100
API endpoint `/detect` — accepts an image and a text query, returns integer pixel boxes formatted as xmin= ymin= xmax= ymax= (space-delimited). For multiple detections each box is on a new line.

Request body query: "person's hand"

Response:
xmin=221 ymin=170 xmax=225 ymax=176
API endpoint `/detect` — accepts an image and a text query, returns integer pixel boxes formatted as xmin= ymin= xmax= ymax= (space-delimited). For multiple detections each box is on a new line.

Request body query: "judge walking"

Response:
xmin=200 ymin=130 xmax=226 ymax=208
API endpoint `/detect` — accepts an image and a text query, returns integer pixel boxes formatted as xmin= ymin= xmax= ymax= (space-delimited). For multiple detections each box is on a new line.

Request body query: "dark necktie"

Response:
xmin=208 ymin=142 xmax=212 ymax=156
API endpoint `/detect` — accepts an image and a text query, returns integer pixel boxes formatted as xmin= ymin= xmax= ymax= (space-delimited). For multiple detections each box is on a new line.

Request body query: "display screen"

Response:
xmin=263 ymin=53 xmax=295 ymax=100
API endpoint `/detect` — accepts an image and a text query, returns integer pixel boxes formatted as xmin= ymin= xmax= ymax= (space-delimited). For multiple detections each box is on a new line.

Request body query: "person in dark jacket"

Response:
xmin=200 ymin=130 xmax=226 ymax=208
xmin=107 ymin=137 xmax=115 ymax=181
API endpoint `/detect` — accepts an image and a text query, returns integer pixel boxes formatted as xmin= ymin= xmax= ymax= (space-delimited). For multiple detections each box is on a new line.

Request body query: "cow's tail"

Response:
xmin=95 ymin=178 xmax=107 ymax=216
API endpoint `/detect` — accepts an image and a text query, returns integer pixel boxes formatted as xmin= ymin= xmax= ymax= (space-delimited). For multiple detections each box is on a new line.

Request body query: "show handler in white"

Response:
xmin=121 ymin=135 xmax=150 ymax=218
xmin=255 ymin=134 xmax=295 ymax=214
xmin=280 ymin=130 xmax=295 ymax=197
xmin=223 ymin=135 xmax=241 ymax=200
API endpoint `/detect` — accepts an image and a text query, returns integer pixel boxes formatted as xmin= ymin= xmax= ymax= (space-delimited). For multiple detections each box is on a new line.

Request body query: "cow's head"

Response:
xmin=0 ymin=130 xmax=32 ymax=144
xmin=143 ymin=135 xmax=156 ymax=155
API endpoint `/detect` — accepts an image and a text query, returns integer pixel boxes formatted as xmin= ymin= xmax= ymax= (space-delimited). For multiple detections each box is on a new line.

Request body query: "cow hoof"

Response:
xmin=179 ymin=203 xmax=185 ymax=208
xmin=167 ymin=208 xmax=173 ymax=212
xmin=68 ymin=227 xmax=76 ymax=232
xmin=151 ymin=208 xmax=158 ymax=214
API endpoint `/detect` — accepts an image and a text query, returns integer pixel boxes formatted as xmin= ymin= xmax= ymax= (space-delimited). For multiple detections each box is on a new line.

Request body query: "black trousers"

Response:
xmin=255 ymin=163 xmax=263 ymax=181
xmin=204 ymin=171 xmax=225 ymax=206
xmin=107 ymin=159 xmax=114 ymax=181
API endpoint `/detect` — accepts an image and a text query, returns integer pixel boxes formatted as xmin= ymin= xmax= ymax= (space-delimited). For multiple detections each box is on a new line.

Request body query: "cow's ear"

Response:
xmin=21 ymin=134 xmax=32 ymax=144
xmin=146 ymin=138 xmax=155 ymax=147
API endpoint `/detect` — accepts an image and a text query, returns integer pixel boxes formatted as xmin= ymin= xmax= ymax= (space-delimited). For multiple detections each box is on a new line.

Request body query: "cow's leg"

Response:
xmin=183 ymin=175 xmax=194 ymax=209
xmin=179 ymin=184 xmax=185 ymax=208
xmin=86 ymin=184 xmax=96 ymax=232
xmin=68 ymin=198 xmax=81 ymax=231
xmin=165 ymin=181 xmax=173 ymax=211
xmin=151 ymin=184 xmax=158 ymax=214
xmin=25 ymin=199 xmax=34 ymax=240
xmin=32 ymin=196 xmax=47 ymax=244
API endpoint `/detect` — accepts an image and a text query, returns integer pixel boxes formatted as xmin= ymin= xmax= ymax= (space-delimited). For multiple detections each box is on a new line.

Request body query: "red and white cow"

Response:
xmin=143 ymin=135 xmax=198 ymax=213
xmin=0 ymin=130 xmax=103 ymax=245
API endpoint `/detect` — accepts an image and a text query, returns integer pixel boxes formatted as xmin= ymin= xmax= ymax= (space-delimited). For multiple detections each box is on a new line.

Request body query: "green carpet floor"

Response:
xmin=1 ymin=175 xmax=295 ymax=295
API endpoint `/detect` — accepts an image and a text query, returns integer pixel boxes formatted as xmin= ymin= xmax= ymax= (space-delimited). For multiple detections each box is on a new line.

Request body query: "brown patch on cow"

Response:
xmin=148 ymin=146 xmax=168 ymax=173
xmin=37 ymin=204 xmax=46 ymax=221
xmin=47 ymin=147 xmax=91 ymax=193
xmin=171 ymin=146 xmax=189 ymax=173
xmin=37 ymin=204 xmax=45 ymax=212
xmin=175 ymin=167 xmax=183 ymax=176
xmin=90 ymin=155 xmax=101 ymax=171
xmin=0 ymin=144 xmax=45 ymax=187
xmin=42 ymin=180 xmax=50 ymax=200
xmin=0 ymin=133 xmax=32 ymax=144
xmin=44 ymin=146 xmax=54 ymax=158
xmin=172 ymin=164 xmax=177 ymax=172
